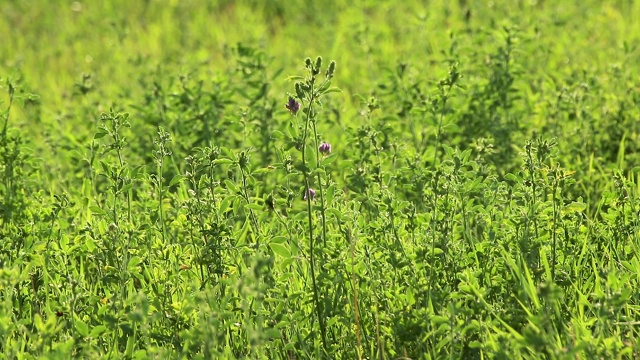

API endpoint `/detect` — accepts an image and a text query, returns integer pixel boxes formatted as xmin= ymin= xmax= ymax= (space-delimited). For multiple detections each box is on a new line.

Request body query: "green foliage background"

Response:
xmin=1 ymin=0 xmax=640 ymax=359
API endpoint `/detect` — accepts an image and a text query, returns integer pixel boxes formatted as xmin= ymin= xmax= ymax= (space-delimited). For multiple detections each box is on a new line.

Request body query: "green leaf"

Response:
xmin=564 ymin=202 xmax=586 ymax=214
xmin=252 ymin=167 xmax=273 ymax=175
xmin=120 ymin=183 xmax=134 ymax=194
xmin=93 ymin=128 xmax=109 ymax=139
xmin=280 ymin=258 xmax=294 ymax=270
xmin=270 ymin=243 xmax=291 ymax=258
xmin=224 ymin=180 xmax=239 ymax=193
xmin=59 ymin=235 xmax=69 ymax=252
xmin=325 ymin=184 xmax=335 ymax=205
xmin=271 ymin=236 xmax=288 ymax=244
xmin=327 ymin=208 xmax=345 ymax=221
xmin=169 ymin=175 xmax=185 ymax=187
xmin=322 ymin=87 xmax=342 ymax=94
xmin=406 ymin=287 xmax=415 ymax=306
xmin=621 ymin=261 xmax=635 ymax=273
xmin=84 ymin=236 xmax=96 ymax=252
xmin=321 ymin=154 xmax=337 ymax=166
xmin=130 ymin=165 xmax=145 ymax=180
xmin=264 ymin=328 xmax=281 ymax=339
xmin=89 ymin=325 xmax=107 ymax=338
xmin=306 ymin=145 xmax=317 ymax=168
xmin=99 ymin=160 xmax=110 ymax=174
xmin=430 ymin=315 xmax=449 ymax=325
xmin=90 ymin=205 xmax=107 ymax=216
xmin=504 ymin=173 xmax=519 ymax=182
xmin=275 ymin=320 xmax=290 ymax=329
xmin=128 ymin=256 xmax=142 ymax=272
xmin=219 ymin=195 xmax=234 ymax=214
xmin=126 ymin=334 xmax=135 ymax=358
xmin=245 ymin=203 xmax=263 ymax=211
xmin=75 ymin=319 xmax=89 ymax=337
xmin=213 ymin=158 xmax=234 ymax=166
xmin=133 ymin=350 xmax=148 ymax=360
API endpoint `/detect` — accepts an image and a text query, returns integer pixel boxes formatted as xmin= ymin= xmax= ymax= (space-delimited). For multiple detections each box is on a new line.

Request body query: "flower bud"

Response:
xmin=319 ymin=142 xmax=331 ymax=155
xmin=285 ymin=96 xmax=301 ymax=114
xmin=303 ymin=188 xmax=316 ymax=201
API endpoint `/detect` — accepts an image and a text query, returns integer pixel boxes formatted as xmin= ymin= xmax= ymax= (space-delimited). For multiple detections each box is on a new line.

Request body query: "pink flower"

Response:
xmin=303 ymin=188 xmax=316 ymax=201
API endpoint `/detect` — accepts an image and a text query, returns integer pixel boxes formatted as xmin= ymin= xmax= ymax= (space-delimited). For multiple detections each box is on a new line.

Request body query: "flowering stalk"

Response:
xmin=432 ymin=62 xmax=460 ymax=169
xmin=287 ymin=56 xmax=338 ymax=355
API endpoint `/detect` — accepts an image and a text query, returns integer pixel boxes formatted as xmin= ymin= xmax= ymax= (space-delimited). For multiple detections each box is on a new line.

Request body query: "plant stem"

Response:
xmin=300 ymin=80 xmax=329 ymax=354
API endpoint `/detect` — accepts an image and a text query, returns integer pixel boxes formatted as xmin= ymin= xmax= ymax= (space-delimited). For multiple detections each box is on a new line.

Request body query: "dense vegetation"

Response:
xmin=1 ymin=0 xmax=640 ymax=358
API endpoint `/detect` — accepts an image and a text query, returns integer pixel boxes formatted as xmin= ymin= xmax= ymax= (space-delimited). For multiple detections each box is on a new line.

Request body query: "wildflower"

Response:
xmin=285 ymin=96 xmax=300 ymax=114
xmin=303 ymin=188 xmax=316 ymax=201
xmin=319 ymin=142 xmax=331 ymax=155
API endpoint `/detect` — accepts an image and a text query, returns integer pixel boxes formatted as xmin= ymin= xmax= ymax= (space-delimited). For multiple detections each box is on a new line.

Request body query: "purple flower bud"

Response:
xmin=285 ymin=96 xmax=300 ymax=114
xmin=319 ymin=142 xmax=331 ymax=155
xmin=303 ymin=188 xmax=316 ymax=201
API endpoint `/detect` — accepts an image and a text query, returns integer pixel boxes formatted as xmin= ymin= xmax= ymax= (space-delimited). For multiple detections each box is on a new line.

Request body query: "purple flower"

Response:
xmin=319 ymin=142 xmax=331 ymax=155
xmin=303 ymin=188 xmax=316 ymax=201
xmin=285 ymin=97 xmax=300 ymax=114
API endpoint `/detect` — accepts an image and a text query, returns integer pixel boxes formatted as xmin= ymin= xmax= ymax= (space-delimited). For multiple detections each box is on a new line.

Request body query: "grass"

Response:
xmin=1 ymin=0 xmax=640 ymax=358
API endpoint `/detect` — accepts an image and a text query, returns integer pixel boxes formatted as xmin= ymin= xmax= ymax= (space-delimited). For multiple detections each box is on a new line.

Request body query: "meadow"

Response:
xmin=1 ymin=0 xmax=640 ymax=358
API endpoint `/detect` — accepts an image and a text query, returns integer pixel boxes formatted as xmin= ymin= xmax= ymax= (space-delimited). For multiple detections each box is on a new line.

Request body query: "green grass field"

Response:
xmin=2 ymin=0 xmax=640 ymax=358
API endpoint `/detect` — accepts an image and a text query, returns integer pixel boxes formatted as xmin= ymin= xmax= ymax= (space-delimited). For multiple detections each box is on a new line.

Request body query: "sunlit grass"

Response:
xmin=1 ymin=1 xmax=640 ymax=359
